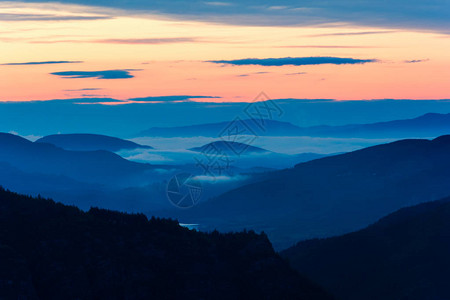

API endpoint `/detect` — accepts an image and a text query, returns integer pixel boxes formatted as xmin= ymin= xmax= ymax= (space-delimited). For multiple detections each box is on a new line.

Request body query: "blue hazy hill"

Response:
xmin=298 ymin=112 xmax=450 ymax=138
xmin=0 ymin=133 xmax=155 ymax=186
xmin=140 ymin=113 xmax=450 ymax=138
xmin=140 ymin=119 xmax=302 ymax=137
xmin=189 ymin=141 xmax=271 ymax=155
xmin=187 ymin=141 xmax=329 ymax=169
xmin=36 ymin=133 xmax=152 ymax=152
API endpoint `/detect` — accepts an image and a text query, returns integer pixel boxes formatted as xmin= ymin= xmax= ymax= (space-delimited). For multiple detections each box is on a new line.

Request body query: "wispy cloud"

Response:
xmin=204 ymin=2 xmax=233 ymax=6
xmin=129 ymin=95 xmax=221 ymax=102
xmin=267 ymin=6 xmax=289 ymax=10
xmin=404 ymin=59 xmax=430 ymax=63
xmin=30 ymin=37 xmax=207 ymax=45
xmin=95 ymin=37 xmax=199 ymax=44
xmin=0 ymin=13 xmax=112 ymax=22
xmin=65 ymin=98 xmax=125 ymax=103
xmin=307 ymin=31 xmax=397 ymax=37
xmin=29 ymin=39 xmax=91 ymax=44
xmin=208 ymin=57 xmax=378 ymax=66
xmin=286 ymin=72 xmax=307 ymax=75
xmin=3 ymin=0 xmax=447 ymax=32
xmin=235 ymin=71 xmax=270 ymax=77
xmin=193 ymin=175 xmax=247 ymax=182
xmin=79 ymin=93 xmax=109 ymax=97
xmin=1 ymin=61 xmax=83 ymax=66
xmin=51 ymin=69 xmax=139 ymax=79
xmin=277 ymin=45 xmax=379 ymax=49
xmin=34 ymin=98 xmax=125 ymax=104
xmin=64 ymin=88 xmax=103 ymax=92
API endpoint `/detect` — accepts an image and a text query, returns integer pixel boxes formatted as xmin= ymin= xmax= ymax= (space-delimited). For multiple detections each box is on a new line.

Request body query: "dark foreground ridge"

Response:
xmin=282 ymin=196 xmax=450 ymax=300
xmin=0 ymin=187 xmax=332 ymax=300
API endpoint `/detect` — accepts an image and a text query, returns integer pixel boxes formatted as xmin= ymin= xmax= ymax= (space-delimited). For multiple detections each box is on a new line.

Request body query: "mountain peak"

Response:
xmin=189 ymin=141 xmax=270 ymax=155
xmin=419 ymin=112 xmax=449 ymax=118
xmin=432 ymin=134 xmax=450 ymax=144
xmin=0 ymin=132 xmax=33 ymax=145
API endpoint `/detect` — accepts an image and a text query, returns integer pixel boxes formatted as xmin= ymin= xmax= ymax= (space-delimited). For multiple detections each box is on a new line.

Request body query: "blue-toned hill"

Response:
xmin=36 ymin=133 xmax=152 ymax=152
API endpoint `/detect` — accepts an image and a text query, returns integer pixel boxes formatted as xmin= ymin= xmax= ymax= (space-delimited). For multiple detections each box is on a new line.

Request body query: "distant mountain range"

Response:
xmin=301 ymin=112 xmax=450 ymax=138
xmin=163 ymin=135 xmax=450 ymax=249
xmin=139 ymin=113 xmax=450 ymax=138
xmin=189 ymin=141 xmax=271 ymax=155
xmin=0 ymin=133 xmax=154 ymax=186
xmin=36 ymin=133 xmax=152 ymax=152
xmin=188 ymin=141 xmax=329 ymax=169
xmin=0 ymin=133 xmax=285 ymax=212
xmin=282 ymin=197 xmax=450 ymax=300
xmin=0 ymin=188 xmax=332 ymax=300
xmin=140 ymin=119 xmax=302 ymax=137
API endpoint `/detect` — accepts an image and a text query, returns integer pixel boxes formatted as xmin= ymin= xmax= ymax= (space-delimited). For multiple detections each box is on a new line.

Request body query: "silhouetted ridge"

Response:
xmin=281 ymin=196 xmax=450 ymax=300
xmin=0 ymin=187 xmax=332 ymax=300
xmin=431 ymin=134 xmax=450 ymax=144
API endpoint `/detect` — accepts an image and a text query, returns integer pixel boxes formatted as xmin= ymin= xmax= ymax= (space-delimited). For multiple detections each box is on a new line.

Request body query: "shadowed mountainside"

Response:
xmin=162 ymin=135 xmax=450 ymax=249
xmin=36 ymin=133 xmax=152 ymax=152
xmin=281 ymin=197 xmax=450 ymax=300
xmin=0 ymin=187 xmax=333 ymax=300
xmin=0 ymin=133 xmax=157 ymax=186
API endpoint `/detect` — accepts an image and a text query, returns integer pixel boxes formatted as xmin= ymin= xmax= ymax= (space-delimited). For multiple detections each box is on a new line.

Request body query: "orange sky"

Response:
xmin=1 ymin=3 xmax=449 ymax=102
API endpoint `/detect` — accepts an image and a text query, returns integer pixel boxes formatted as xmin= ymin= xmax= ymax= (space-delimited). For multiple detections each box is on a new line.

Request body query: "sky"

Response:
xmin=1 ymin=0 xmax=449 ymax=103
